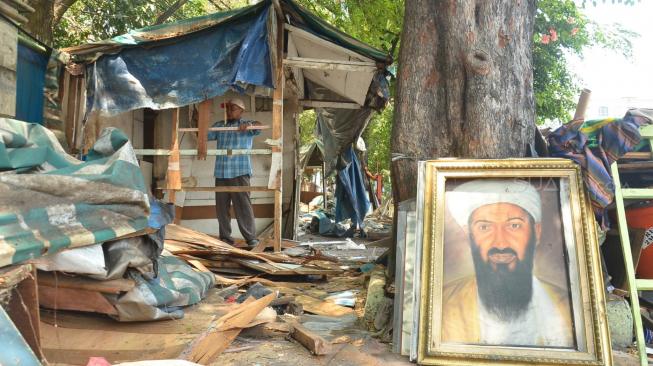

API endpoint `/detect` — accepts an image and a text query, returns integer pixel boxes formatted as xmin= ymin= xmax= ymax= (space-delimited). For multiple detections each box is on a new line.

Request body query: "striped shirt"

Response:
xmin=208 ymin=119 xmax=261 ymax=178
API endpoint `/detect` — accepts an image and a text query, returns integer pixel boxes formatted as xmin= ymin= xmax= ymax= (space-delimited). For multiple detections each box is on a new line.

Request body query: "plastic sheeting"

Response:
xmin=85 ymin=5 xmax=275 ymax=116
xmin=311 ymin=72 xmax=389 ymax=176
xmin=0 ymin=118 xmax=150 ymax=268
xmin=110 ymin=253 xmax=214 ymax=322
xmin=335 ymin=146 xmax=370 ymax=228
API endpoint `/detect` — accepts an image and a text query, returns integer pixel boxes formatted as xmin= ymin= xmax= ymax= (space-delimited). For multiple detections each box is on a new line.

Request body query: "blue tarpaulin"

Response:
xmin=85 ymin=4 xmax=274 ymax=116
xmin=15 ymin=43 xmax=50 ymax=124
xmin=335 ymin=146 xmax=370 ymax=228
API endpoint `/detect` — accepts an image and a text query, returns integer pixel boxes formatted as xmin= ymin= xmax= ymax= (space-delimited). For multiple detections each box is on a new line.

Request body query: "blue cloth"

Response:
xmin=15 ymin=43 xmax=50 ymax=124
xmin=548 ymin=110 xmax=651 ymax=228
xmin=208 ymin=119 xmax=261 ymax=178
xmin=85 ymin=5 xmax=274 ymax=116
xmin=335 ymin=147 xmax=371 ymax=228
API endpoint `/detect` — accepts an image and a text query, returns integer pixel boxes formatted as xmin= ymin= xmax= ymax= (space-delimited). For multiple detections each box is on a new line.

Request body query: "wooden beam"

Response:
xmin=289 ymin=322 xmax=332 ymax=355
xmin=5 ymin=266 xmax=43 ymax=359
xmin=180 ymin=293 xmax=276 ymax=363
xmin=621 ymin=152 xmax=651 ymax=160
xmin=38 ymin=285 xmax=118 ymax=316
xmin=271 ymin=14 xmax=285 ymax=253
xmin=283 ymin=57 xmax=377 ymax=72
xmin=37 ymin=271 xmax=135 ymax=294
xmin=197 ymin=99 xmax=211 ymax=160
xmin=0 ymin=1 xmax=28 ymax=24
xmin=573 ymin=88 xmax=591 ymax=121
xmin=166 ymin=108 xmax=181 ymax=193
xmin=179 ymin=126 xmax=270 ymax=132
xmin=134 ymin=149 xmax=272 ymax=156
xmin=7 ymin=0 xmax=35 ymax=12
xmin=299 ymin=100 xmax=362 ymax=110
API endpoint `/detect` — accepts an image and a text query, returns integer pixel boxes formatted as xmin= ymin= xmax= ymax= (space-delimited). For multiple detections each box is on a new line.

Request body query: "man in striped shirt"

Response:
xmin=208 ymin=98 xmax=261 ymax=248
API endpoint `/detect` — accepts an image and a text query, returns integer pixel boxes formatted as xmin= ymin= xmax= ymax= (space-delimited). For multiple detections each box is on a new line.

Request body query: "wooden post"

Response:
xmin=5 ymin=265 xmax=43 ymax=360
xmin=271 ymin=4 xmax=284 ymax=253
xmin=322 ymin=161 xmax=328 ymax=210
xmin=573 ymin=88 xmax=591 ymax=121
xmin=166 ymin=108 xmax=181 ymax=203
xmin=197 ymin=99 xmax=211 ymax=160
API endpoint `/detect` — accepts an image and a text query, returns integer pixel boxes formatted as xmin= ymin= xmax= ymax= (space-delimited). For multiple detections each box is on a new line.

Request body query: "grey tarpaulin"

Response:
xmin=310 ymin=72 xmax=390 ymax=177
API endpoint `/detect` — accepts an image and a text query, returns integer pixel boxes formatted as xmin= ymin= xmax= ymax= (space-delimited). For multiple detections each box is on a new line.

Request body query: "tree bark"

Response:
xmin=391 ymin=0 xmax=537 ymax=203
xmin=22 ymin=0 xmax=77 ymax=45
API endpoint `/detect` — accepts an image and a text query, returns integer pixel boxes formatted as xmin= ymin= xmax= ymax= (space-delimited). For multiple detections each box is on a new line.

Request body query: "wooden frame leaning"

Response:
xmin=417 ymin=158 xmax=612 ymax=366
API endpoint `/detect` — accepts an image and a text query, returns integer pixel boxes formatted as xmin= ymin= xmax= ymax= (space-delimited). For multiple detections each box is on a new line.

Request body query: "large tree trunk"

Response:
xmin=391 ymin=0 xmax=537 ymax=203
xmin=23 ymin=0 xmax=76 ymax=45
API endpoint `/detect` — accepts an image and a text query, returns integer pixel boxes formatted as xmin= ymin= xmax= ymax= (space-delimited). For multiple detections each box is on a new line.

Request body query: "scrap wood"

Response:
xmin=288 ymin=321 xmax=332 ymax=355
xmin=295 ymin=295 xmax=354 ymax=317
xmin=264 ymin=321 xmax=291 ymax=333
xmin=166 ymin=225 xmax=298 ymax=265
xmin=231 ymin=258 xmax=342 ymax=276
xmin=180 ymin=292 xmax=276 ymax=364
xmin=37 ymin=271 xmax=135 ymax=294
xmin=39 ymin=285 xmax=118 ymax=315
xmin=301 ymin=248 xmax=339 ymax=264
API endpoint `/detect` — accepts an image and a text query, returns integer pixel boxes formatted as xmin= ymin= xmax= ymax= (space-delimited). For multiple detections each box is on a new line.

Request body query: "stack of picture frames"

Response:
xmin=394 ymin=158 xmax=613 ymax=365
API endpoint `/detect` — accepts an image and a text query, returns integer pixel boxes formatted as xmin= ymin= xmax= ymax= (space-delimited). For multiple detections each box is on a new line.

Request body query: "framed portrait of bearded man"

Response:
xmin=417 ymin=159 xmax=611 ymax=366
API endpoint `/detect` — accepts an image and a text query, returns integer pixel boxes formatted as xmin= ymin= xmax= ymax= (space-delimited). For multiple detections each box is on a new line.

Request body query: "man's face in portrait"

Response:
xmin=468 ymin=202 xmax=542 ymax=320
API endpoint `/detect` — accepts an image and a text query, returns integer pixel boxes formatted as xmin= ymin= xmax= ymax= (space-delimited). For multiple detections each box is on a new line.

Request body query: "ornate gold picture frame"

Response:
xmin=417 ymin=159 xmax=611 ymax=365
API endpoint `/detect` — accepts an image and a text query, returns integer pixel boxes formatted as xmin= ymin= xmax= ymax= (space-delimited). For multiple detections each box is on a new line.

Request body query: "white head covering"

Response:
xmin=226 ymin=98 xmax=246 ymax=111
xmin=447 ymin=179 xmax=542 ymax=227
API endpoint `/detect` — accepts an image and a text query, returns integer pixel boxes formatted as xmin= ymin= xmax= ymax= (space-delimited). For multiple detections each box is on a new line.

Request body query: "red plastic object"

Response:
xmin=626 ymin=205 xmax=653 ymax=278
xmin=86 ymin=357 xmax=112 ymax=366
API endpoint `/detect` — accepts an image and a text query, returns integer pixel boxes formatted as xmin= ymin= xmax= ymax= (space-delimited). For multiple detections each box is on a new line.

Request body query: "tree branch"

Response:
xmin=154 ymin=0 xmax=191 ymax=25
xmin=53 ymin=0 xmax=78 ymax=26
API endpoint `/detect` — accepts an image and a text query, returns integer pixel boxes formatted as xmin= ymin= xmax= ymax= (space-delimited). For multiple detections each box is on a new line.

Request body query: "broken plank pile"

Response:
xmin=165 ymin=224 xmax=343 ymax=281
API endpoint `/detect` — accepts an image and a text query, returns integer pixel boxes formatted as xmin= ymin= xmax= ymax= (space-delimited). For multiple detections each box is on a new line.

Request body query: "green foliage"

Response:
xmin=54 ymin=0 xmax=247 ymax=49
xmin=533 ymin=0 xmax=636 ymax=124
xmin=298 ymin=109 xmax=317 ymax=146
xmin=292 ymin=0 xmax=404 ymax=61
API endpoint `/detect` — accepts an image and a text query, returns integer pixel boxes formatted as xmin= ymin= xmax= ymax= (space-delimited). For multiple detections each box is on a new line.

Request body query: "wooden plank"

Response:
xmin=635 ymin=279 xmax=653 ymax=291
xmin=283 ymin=57 xmax=377 ymax=72
xmin=180 ymin=293 xmax=276 ymax=364
xmin=197 ymin=99 xmax=211 ymax=160
xmin=0 ymin=264 xmax=33 ymax=289
xmin=294 ymin=295 xmax=353 ymax=317
xmin=289 ymin=322 xmax=332 ymax=355
xmin=611 ymin=162 xmax=648 ymax=366
xmin=37 ymin=271 xmax=135 ymax=294
xmin=6 ymin=266 xmax=43 ymax=359
xmin=7 ymin=0 xmax=35 ymax=12
xmin=299 ymin=100 xmax=362 ymax=109
xmin=622 ymin=188 xmax=653 ymax=200
xmin=0 ymin=1 xmax=28 ymax=23
xmin=134 ymin=148 xmax=272 ymax=156
xmin=621 ymin=152 xmax=652 ymax=160
xmin=271 ymin=15 xmax=284 ymax=254
xmin=38 ymin=285 xmax=118 ymax=316
xmin=179 ymin=126 xmax=270 ymax=132
xmin=166 ymin=108 xmax=181 ymax=191
xmin=573 ymin=88 xmax=591 ymax=121
xmin=617 ymin=161 xmax=653 ymax=170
